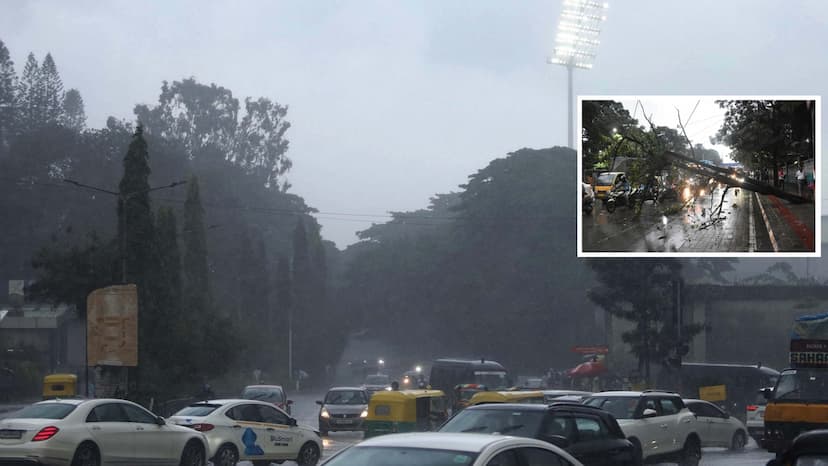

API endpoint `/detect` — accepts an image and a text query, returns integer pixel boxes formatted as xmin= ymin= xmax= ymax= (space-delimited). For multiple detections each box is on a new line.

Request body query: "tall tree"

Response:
xmin=233 ymin=97 xmax=292 ymax=189
xmin=16 ymin=53 xmax=40 ymax=134
xmin=588 ymin=259 xmax=702 ymax=385
xmin=118 ymin=125 xmax=153 ymax=285
xmin=38 ymin=53 xmax=64 ymax=125
xmin=273 ymin=254 xmax=292 ymax=376
xmin=0 ymin=39 xmax=16 ymax=153
xmin=61 ymin=88 xmax=86 ymax=131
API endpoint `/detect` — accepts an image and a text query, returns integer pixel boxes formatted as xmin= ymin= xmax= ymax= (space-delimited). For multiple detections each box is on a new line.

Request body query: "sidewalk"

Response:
xmin=754 ymin=192 xmax=815 ymax=252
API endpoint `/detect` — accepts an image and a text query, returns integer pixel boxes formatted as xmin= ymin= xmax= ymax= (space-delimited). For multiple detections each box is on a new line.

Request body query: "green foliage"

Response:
xmin=0 ymin=39 xmax=16 ymax=153
xmin=61 ymin=89 xmax=86 ymax=131
xmin=16 ymin=53 xmax=40 ymax=134
xmin=339 ymin=147 xmax=593 ymax=372
xmin=38 ymin=53 xmax=63 ymax=126
xmin=588 ymin=259 xmax=702 ymax=382
xmin=118 ymin=126 xmax=154 ymax=284
xmin=715 ymin=100 xmax=814 ymax=170
xmin=581 ymin=100 xmax=638 ymax=171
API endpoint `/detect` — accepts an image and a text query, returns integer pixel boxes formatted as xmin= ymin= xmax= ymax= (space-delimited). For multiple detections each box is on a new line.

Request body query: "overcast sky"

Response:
xmin=2 ymin=0 xmax=825 ymax=248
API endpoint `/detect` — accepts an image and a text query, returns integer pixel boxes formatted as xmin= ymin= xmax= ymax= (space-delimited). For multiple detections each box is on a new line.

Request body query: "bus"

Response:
xmin=429 ymin=359 xmax=511 ymax=408
xmin=678 ymin=362 xmax=779 ymax=422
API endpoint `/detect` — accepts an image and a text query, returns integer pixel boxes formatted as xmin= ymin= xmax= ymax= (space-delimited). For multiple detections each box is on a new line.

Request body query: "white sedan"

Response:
xmin=683 ymin=399 xmax=749 ymax=450
xmin=168 ymin=398 xmax=322 ymax=466
xmin=320 ymin=432 xmax=584 ymax=466
xmin=0 ymin=398 xmax=208 ymax=466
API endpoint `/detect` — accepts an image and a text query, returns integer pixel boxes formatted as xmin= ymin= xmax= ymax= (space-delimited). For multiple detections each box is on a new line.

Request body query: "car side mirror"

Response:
xmin=156 ymin=416 xmax=166 ymax=426
xmin=641 ymin=408 xmax=658 ymax=418
xmin=288 ymin=418 xmax=297 ymax=426
xmin=315 ymin=400 xmax=323 ymax=406
xmin=541 ymin=434 xmax=571 ymax=449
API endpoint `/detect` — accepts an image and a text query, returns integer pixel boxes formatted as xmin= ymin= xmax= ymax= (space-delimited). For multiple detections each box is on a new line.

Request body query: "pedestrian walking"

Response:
xmin=797 ymin=167 xmax=806 ymax=196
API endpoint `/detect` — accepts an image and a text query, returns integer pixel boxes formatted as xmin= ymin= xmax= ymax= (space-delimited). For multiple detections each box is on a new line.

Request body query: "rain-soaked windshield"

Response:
xmin=0 ymin=4 xmax=822 ymax=466
xmin=325 ymin=390 xmax=368 ymax=405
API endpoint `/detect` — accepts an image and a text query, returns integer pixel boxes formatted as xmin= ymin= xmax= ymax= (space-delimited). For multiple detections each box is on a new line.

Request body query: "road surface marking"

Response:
xmin=755 ymin=192 xmax=778 ymax=252
xmin=767 ymin=194 xmax=815 ymax=251
xmin=748 ymin=194 xmax=756 ymax=252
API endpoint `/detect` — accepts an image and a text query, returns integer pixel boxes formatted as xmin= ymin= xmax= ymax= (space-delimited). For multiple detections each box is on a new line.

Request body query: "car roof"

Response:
xmin=327 ymin=386 xmax=366 ymax=391
xmin=590 ymin=390 xmax=678 ymax=397
xmin=465 ymin=402 xmax=608 ymax=414
xmin=355 ymin=432 xmax=547 ymax=452
xmin=36 ymin=398 xmax=89 ymax=406
xmin=243 ymin=385 xmax=284 ymax=390
xmin=196 ymin=398 xmax=275 ymax=406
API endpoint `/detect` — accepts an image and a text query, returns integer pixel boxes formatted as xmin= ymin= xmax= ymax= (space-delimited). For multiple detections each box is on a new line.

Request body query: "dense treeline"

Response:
xmin=0 ymin=39 xmax=342 ymax=397
xmin=337 ymin=147 xmax=597 ymax=373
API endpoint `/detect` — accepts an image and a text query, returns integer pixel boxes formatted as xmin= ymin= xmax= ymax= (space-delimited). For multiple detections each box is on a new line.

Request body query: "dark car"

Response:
xmin=317 ymin=387 xmax=370 ymax=435
xmin=767 ymin=429 xmax=828 ymax=466
xmin=438 ymin=402 xmax=636 ymax=466
xmin=241 ymin=384 xmax=293 ymax=414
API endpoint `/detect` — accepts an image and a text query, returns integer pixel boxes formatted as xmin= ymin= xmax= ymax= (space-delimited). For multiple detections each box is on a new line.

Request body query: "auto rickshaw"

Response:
xmin=467 ymin=390 xmax=545 ymax=406
xmin=364 ymin=389 xmax=449 ymax=438
xmin=453 ymin=383 xmax=488 ymax=412
xmin=42 ymin=373 xmax=78 ymax=399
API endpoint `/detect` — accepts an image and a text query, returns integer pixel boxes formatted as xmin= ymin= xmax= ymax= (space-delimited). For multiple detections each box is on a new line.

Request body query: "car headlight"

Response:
xmin=320 ymin=409 xmax=330 ymax=418
xmin=360 ymin=409 xmax=368 ymax=418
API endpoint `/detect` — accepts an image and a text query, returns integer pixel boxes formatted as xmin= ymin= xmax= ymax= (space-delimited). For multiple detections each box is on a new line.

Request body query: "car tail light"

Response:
xmin=747 ymin=405 xmax=759 ymax=412
xmin=191 ymin=423 xmax=215 ymax=432
xmin=32 ymin=426 xmax=59 ymax=441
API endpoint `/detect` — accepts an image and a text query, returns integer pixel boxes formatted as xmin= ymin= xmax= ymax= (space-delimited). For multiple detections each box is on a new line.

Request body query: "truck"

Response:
xmin=762 ymin=312 xmax=828 ymax=454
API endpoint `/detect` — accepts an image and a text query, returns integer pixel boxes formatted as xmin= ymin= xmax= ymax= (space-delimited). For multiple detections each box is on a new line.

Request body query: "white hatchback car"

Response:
xmin=168 ymin=399 xmax=322 ymax=466
xmin=320 ymin=432 xmax=583 ymax=466
xmin=0 ymin=398 xmax=208 ymax=466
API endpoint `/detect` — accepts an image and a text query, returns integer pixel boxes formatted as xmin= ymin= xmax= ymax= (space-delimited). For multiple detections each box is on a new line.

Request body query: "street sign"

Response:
xmin=572 ymin=345 xmax=609 ymax=354
xmin=699 ymin=384 xmax=727 ymax=402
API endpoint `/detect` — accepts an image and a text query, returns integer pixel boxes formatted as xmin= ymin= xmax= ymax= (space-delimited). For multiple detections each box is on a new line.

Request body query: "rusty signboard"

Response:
xmin=87 ymin=285 xmax=138 ymax=366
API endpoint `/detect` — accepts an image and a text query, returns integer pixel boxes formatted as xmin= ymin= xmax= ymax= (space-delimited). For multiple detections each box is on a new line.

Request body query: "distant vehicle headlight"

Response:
xmin=360 ymin=409 xmax=368 ymax=418
xmin=320 ymin=409 xmax=330 ymax=418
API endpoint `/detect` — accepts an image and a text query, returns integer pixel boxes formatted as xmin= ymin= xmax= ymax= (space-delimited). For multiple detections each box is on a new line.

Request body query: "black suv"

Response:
xmin=438 ymin=402 xmax=636 ymax=466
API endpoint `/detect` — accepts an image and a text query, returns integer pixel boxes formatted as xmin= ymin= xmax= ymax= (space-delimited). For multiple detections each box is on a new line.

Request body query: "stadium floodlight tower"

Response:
xmin=548 ymin=0 xmax=608 ymax=149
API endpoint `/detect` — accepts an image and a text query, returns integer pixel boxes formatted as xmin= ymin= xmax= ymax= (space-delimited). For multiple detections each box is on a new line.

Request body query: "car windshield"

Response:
xmin=365 ymin=375 xmax=390 ymax=385
xmin=13 ymin=403 xmax=76 ymax=419
xmin=323 ymin=446 xmax=477 ymax=466
xmin=242 ymin=388 xmax=284 ymax=402
xmin=795 ymin=455 xmax=828 ymax=466
xmin=596 ymin=173 xmax=618 ymax=185
xmin=439 ymin=409 xmax=544 ymax=437
xmin=326 ymin=390 xmax=368 ymax=405
xmin=174 ymin=404 xmax=222 ymax=416
xmin=585 ymin=397 xmax=639 ymax=420
xmin=774 ymin=370 xmax=828 ymax=401
xmin=474 ymin=371 xmax=509 ymax=389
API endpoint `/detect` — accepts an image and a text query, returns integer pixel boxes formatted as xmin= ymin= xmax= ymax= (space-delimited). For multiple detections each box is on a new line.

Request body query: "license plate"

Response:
xmin=334 ymin=419 xmax=354 ymax=425
xmin=0 ymin=430 xmax=22 ymax=439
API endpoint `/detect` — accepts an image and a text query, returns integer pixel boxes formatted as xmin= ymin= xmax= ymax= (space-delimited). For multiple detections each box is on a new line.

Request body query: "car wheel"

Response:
xmin=213 ymin=444 xmax=239 ymax=466
xmin=71 ymin=442 xmax=100 ymax=466
xmin=680 ymin=437 xmax=701 ymax=466
xmin=730 ymin=430 xmax=747 ymax=451
xmin=180 ymin=441 xmax=205 ymax=466
xmin=296 ymin=442 xmax=321 ymax=466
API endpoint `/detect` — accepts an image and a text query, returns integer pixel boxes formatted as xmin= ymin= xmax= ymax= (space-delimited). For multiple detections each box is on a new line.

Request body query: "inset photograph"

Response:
xmin=579 ymin=96 xmax=819 ymax=256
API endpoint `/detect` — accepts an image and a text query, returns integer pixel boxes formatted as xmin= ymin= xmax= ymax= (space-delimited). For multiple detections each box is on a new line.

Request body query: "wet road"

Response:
xmin=582 ymin=186 xmax=781 ymax=253
xmin=1 ymin=394 xmax=779 ymax=465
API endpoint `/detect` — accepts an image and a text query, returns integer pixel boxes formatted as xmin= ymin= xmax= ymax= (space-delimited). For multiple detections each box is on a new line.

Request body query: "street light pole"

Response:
xmin=549 ymin=0 xmax=609 ymax=149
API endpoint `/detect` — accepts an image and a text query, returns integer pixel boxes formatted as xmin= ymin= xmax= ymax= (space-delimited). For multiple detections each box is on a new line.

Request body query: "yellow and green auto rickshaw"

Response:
xmin=42 ymin=373 xmax=78 ymax=399
xmin=467 ymin=390 xmax=545 ymax=406
xmin=453 ymin=383 xmax=488 ymax=412
xmin=364 ymin=389 xmax=449 ymax=438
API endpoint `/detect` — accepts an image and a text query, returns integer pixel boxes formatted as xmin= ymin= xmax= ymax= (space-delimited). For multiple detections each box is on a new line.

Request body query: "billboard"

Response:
xmin=87 ymin=285 xmax=138 ymax=366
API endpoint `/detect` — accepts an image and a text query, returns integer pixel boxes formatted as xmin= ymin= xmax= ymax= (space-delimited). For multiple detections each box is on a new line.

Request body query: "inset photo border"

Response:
xmin=577 ymin=95 xmax=820 ymax=257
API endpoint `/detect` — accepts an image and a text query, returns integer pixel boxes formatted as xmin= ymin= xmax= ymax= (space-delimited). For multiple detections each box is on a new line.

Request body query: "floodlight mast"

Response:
xmin=549 ymin=0 xmax=608 ymax=148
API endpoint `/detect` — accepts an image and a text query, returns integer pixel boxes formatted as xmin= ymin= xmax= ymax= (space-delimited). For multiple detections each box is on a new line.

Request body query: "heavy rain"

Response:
xmin=1 ymin=1 xmax=827 ymax=466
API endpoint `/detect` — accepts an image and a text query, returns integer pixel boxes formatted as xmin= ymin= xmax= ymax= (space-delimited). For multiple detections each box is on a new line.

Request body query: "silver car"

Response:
xmin=317 ymin=387 xmax=369 ymax=435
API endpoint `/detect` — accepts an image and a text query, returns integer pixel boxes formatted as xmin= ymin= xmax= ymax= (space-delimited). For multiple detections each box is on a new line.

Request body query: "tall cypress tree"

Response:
xmin=118 ymin=125 xmax=153 ymax=285
xmin=61 ymin=88 xmax=86 ymax=131
xmin=39 ymin=53 xmax=64 ymax=125
xmin=0 ymin=40 xmax=16 ymax=153
xmin=16 ymin=53 xmax=39 ymax=134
